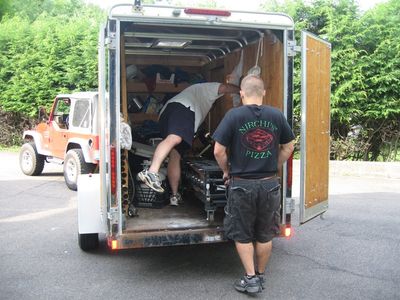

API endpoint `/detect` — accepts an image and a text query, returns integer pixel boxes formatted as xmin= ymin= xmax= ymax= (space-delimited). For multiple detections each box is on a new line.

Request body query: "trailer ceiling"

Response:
xmin=121 ymin=22 xmax=278 ymax=65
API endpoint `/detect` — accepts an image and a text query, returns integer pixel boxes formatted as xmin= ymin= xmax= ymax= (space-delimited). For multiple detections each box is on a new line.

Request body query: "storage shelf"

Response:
xmin=127 ymin=82 xmax=190 ymax=93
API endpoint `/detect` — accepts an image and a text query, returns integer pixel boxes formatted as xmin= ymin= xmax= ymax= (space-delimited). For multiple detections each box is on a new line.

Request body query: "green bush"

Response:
xmin=0 ymin=0 xmax=103 ymax=117
xmin=263 ymin=0 xmax=399 ymax=161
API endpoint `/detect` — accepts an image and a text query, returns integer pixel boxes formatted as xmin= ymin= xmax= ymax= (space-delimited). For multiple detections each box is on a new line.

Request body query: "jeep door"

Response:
xmin=48 ymin=97 xmax=71 ymax=159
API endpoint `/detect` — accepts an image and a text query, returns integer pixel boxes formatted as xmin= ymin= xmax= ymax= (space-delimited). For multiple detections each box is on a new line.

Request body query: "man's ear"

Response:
xmin=240 ymin=90 xmax=244 ymax=98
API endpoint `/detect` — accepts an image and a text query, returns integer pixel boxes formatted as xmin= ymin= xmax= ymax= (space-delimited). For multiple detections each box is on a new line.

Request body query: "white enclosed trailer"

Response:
xmin=77 ymin=2 xmax=330 ymax=251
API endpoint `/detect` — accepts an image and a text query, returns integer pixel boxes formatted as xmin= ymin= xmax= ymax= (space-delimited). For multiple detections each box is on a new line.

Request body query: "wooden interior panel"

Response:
xmin=242 ymin=42 xmax=258 ymax=80
xmin=233 ymin=33 xmax=283 ymax=110
xmin=206 ymin=31 xmax=284 ymax=133
xmin=221 ymin=49 xmax=242 ymax=113
xmin=262 ymin=33 xmax=284 ymax=110
xmin=206 ymin=65 xmax=225 ymax=132
xmin=305 ymin=35 xmax=330 ymax=209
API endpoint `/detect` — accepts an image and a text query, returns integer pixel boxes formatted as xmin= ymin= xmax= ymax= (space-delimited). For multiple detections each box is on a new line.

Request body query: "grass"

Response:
xmin=0 ymin=145 xmax=20 ymax=152
xmin=376 ymin=153 xmax=400 ymax=162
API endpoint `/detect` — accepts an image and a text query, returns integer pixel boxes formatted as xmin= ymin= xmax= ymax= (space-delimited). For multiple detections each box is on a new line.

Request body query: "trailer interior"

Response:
xmin=103 ymin=5 xmax=297 ymax=248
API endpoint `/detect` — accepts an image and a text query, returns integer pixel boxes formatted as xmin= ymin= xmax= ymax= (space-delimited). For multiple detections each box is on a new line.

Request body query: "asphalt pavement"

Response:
xmin=0 ymin=151 xmax=399 ymax=300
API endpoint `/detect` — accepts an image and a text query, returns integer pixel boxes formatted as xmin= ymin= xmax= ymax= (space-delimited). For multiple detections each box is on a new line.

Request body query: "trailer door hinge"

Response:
xmin=285 ymin=197 xmax=295 ymax=213
xmin=105 ymin=34 xmax=117 ymax=50
xmin=287 ymin=40 xmax=301 ymax=57
xmin=107 ymin=207 xmax=119 ymax=222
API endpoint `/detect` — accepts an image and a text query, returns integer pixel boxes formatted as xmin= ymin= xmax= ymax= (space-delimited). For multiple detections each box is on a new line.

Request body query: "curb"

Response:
xmin=293 ymin=160 xmax=400 ymax=179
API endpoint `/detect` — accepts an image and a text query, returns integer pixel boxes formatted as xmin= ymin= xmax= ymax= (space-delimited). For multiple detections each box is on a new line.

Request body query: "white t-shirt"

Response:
xmin=159 ymin=82 xmax=222 ymax=132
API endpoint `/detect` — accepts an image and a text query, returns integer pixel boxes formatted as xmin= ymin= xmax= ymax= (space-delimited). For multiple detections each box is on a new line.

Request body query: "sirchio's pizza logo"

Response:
xmin=242 ymin=128 xmax=274 ymax=151
xmin=239 ymin=120 xmax=277 ymax=159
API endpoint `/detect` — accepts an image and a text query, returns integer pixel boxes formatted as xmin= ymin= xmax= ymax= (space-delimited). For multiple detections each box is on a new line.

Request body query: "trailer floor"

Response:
xmin=125 ymin=198 xmax=224 ymax=233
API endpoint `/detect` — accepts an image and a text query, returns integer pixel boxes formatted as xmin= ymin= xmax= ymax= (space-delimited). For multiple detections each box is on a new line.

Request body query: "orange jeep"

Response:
xmin=19 ymin=92 xmax=99 ymax=190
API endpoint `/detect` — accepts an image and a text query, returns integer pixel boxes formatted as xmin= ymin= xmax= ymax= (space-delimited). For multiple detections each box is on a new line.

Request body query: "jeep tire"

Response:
xmin=19 ymin=142 xmax=45 ymax=176
xmin=63 ymin=149 xmax=94 ymax=191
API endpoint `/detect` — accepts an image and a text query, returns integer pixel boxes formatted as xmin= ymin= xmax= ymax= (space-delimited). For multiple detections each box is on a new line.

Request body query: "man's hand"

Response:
xmin=214 ymin=142 xmax=230 ymax=185
xmin=223 ymin=172 xmax=230 ymax=186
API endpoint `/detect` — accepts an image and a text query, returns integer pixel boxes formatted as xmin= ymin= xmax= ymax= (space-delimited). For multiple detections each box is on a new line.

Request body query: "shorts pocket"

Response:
xmin=223 ymin=185 xmax=250 ymax=240
xmin=223 ymin=206 xmax=234 ymax=240
xmin=223 ymin=185 xmax=234 ymax=239
xmin=267 ymin=184 xmax=281 ymax=211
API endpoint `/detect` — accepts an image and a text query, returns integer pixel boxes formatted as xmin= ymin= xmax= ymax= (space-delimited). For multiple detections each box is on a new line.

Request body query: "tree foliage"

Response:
xmin=263 ymin=0 xmax=400 ymax=161
xmin=0 ymin=0 xmax=103 ymax=116
xmin=0 ymin=0 xmax=86 ymax=21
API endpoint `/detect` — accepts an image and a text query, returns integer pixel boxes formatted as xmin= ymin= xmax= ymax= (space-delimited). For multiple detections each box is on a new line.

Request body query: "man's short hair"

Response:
xmin=240 ymin=74 xmax=265 ymax=98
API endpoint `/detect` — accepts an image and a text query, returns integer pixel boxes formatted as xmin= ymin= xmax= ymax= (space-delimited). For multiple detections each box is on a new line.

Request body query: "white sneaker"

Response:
xmin=169 ymin=193 xmax=182 ymax=206
xmin=137 ymin=169 xmax=164 ymax=193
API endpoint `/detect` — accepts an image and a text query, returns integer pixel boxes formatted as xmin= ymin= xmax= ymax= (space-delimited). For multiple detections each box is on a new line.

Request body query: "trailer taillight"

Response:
xmin=94 ymin=135 xmax=99 ymax=150
xmin=111 ymin=240 xmax=118 ymax=250
xmin=284 ymin=225 xmax=292 ymax=238
xmin=184 ymin=8 xmax=231 ymax=17
xmin=110 ymin=145 xmax=116 ymax=195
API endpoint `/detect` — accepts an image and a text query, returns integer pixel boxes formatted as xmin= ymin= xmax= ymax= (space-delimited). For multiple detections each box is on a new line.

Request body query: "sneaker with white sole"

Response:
xmin=256 ymin=271 xmax=265 ymax=289
xmin=233 ymin=275 xmax=262 ymax=294
xmin=138 ymin=169 xmax=164 ymax=193
xmin=169 ymin=193 xmax=182 ymax=206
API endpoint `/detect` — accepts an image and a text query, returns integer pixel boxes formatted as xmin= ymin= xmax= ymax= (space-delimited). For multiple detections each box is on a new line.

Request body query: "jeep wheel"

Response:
xmin=64 ymin=149 xmax=94 ymax=191
xmin=19 ymin=142 xmax=45 ymax=176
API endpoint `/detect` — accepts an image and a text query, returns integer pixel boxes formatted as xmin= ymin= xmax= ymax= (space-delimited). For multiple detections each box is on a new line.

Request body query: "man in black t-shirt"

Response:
xmin=213 ymin=75 xmax=294 ymax=294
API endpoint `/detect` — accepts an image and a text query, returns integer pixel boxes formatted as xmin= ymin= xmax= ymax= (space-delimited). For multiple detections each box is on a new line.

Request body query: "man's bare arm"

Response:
xmin=278 ymin=140 xmax=295 ymax=168
xmin=214 ymin=141 xmax=230 ymax=181
xmin=218 ymin=83 xmax=240 ymax=95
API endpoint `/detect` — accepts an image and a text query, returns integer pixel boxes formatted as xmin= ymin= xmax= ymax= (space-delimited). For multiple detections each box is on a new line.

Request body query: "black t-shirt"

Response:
xmin=212 ymin=105 xmax=295 ymax=178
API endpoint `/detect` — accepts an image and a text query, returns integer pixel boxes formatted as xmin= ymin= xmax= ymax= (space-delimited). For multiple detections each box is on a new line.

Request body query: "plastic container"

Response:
xmin=134 ymin=181 xmax=168 ymax=208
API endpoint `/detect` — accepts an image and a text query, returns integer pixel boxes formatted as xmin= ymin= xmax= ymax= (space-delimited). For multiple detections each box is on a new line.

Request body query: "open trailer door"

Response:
xmin=299 ymin=31 xmax=331 ymax=224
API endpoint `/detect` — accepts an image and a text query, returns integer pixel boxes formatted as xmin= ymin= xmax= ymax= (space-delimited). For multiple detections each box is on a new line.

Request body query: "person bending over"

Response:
xmin=138 ymin=82 xmax=240 ymax=206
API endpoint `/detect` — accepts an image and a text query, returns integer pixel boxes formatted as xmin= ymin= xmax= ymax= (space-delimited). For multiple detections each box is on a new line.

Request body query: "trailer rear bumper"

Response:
xmin=108 ymin=227 xmax=227 ymax=249
xmin=106 ymin=222 xmax=292 ymax=250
